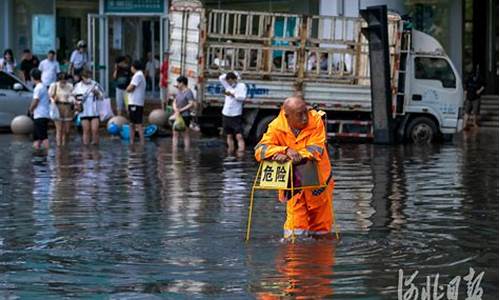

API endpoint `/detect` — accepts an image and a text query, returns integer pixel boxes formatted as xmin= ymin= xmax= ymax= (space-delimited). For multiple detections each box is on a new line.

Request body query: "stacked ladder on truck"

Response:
xmin=197 ymin=6 xmax=404 ymax=140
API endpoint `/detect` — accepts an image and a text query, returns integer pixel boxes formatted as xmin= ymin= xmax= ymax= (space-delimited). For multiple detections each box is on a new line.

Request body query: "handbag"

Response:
xmin=49 ymin=83 xmax=60 ymax=120
xmin=173 ymin=114 xmax=186 ymax=131
xmin=98 ymin=97 xmax=114 ymax=122
xmin=49 ymin=102 xmax=60 ymax=120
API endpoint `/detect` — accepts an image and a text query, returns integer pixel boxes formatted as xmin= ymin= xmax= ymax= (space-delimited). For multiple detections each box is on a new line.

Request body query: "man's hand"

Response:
xmin=273 ymin=153 xmax=289 ymax=163
xmin=286 ymin=148 xmax=303 ymax=164
xmin=224 ymin=90 xmax=234 ymax=97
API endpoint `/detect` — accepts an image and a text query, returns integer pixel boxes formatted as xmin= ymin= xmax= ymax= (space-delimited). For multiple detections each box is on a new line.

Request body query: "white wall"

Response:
xmin=320 ymin=0 xmax=406 ymax=17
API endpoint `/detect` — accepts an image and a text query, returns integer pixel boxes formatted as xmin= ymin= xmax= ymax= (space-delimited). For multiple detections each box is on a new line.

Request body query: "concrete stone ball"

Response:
xmin=10 ymin=115 xmax=34 ymax=135
xmin=148 ymin=109 xmax=168 ymax=127
xmin=107 ymin=116 xmax=128 ymax=129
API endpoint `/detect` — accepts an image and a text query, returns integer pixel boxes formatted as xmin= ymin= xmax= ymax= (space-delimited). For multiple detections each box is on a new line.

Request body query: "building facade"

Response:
xmin=1 ymin=0 xmax=497 ymax=94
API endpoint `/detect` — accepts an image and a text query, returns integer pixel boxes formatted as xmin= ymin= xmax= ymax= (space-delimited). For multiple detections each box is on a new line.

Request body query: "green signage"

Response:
xmin=105 ymin=0 xmax=165 ymax=14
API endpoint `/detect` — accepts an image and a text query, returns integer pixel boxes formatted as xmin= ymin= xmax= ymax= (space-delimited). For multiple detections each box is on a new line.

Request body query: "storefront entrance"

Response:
xmin=87 ymin=14 xmax=168 ymax=100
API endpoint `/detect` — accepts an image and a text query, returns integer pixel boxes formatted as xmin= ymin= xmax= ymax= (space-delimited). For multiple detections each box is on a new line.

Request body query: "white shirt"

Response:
xmin=73 ymin=80 xmax=103 ymax=117
xmin=33 ymin=83 xmax=50 ymax=119
xmin=219 ymin=73 xmax=247 ymax=117
xmin=38 ymin=59 xmax=60 ymax=86
xmin=70 ymin=50 xmax=88 ymax=69
xmin=0 ymin=58 xmax=16 ymax=73
xmin=128 ymin=70 xmax=146 ymax=106
xmin=145 ymin=59 xmax=160 ymax=78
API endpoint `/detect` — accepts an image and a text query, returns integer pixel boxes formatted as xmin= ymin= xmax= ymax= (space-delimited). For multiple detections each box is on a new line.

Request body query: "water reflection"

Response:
xmin=255 ymin=240 xmax=337 ymax=299
xmin=0 ymin=131 xmax=496 ymax=298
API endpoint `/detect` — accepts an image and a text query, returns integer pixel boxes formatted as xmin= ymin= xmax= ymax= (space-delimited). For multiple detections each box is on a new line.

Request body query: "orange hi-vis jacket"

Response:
xmin=254 ymin=109 xmax=335 ymax=237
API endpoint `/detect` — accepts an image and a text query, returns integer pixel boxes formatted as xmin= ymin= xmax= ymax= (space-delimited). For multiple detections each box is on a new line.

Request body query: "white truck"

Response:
xmin=167 ymin=0 xmax=463 ymax=143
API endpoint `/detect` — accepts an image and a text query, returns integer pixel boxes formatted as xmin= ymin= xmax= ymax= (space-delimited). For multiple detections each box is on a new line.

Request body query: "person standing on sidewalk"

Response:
xmin=69 ymin=40 xmax=88 ymax=83
xmin=0 ymin=49 xmax=16 ymax=74
xmin=464 ymin=65 xmax=486 ymax=129
xmin=20 ymin=49 xmax=39 ymax=87
xmin=38 ymin=50 xmax=60 ymax=88
xmin=126 ymin=61 xmax=147 ymax=145
xmin=112 ymin=56 xmax=131 ymax=116
xmin=219 ymin=72 xmax=247 ymax=154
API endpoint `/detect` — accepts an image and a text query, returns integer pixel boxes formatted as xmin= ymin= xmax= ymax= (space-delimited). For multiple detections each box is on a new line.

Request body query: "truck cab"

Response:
xmin=402 ymin=29 xmax=463 ymax=142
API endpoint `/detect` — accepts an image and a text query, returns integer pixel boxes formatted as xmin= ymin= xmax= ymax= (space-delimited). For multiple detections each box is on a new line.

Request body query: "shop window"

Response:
xmin=414 ymin=57 xmax=456 ymax=88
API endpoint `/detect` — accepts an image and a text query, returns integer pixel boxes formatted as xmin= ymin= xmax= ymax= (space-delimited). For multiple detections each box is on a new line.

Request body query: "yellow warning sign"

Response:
xmin=259 ymin=161 xmax=291 ymax=189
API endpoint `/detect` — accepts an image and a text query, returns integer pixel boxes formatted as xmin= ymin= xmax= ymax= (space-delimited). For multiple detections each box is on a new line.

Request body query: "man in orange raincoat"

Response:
xmin=254 ymin=96 xmax=335 ymax=238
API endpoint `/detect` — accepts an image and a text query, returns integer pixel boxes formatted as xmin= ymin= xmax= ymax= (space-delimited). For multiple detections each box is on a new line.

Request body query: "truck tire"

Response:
xmin=406 ymin=116 xmax=437 ymax=144
xmin=254 ymin=115 xmax=277 ymax=142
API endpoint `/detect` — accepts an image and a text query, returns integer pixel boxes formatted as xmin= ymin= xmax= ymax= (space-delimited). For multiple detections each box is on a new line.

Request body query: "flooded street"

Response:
xmin=0 ymin=130 xmax=497 ymax=299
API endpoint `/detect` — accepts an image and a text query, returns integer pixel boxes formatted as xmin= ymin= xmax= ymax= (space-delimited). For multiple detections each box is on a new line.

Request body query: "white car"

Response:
xmin=0 ymin=71 xmax=32 ymax=127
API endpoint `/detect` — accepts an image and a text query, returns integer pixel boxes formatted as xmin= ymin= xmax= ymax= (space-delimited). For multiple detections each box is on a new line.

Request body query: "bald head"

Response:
xmin=284 ymin=96 xmax=306 ymax=113
xmin=284 ymin=96 xmax=309 ymax=130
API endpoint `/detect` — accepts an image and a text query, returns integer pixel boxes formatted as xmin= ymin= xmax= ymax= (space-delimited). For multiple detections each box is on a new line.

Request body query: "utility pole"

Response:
xmin=360 ymin=5 xmax=394 ymax=144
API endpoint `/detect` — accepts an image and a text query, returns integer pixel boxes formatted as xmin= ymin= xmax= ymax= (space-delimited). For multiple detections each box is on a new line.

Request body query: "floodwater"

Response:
xmin=0 ymin=130 xmax=497 ymax=299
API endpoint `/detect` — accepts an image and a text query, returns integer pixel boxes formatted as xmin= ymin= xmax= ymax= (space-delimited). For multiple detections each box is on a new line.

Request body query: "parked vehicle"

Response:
xmin=167 ymin=0 xmax=463 ymax=143
xmin=0 ymin=71 xmax=32 ymax=127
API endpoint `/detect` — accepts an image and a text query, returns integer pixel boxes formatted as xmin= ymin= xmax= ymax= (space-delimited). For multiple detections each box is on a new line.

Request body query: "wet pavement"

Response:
xmin=0 ymin=129 xmax=497 ymax=299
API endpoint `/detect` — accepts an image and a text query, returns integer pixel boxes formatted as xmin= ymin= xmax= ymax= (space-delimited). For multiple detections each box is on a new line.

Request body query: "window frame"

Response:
xmin=0 ymin=71 xmax=30 ymax=92
xmin=414 ymin=56 xmax=457 ymax=89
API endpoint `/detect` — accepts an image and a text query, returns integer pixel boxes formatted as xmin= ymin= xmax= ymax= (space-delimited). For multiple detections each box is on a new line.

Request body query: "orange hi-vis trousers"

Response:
xmin=283 ymin=176 xmax=334 ymax=237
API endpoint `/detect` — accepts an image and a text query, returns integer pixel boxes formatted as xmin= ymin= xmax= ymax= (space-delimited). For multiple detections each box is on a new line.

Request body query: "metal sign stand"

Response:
xmin=245 ymin=160 xmax=340 ymax=242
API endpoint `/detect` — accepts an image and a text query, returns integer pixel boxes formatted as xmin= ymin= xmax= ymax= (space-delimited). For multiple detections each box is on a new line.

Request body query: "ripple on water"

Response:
xmin=0 ymin=131 xmax=497 ymax=299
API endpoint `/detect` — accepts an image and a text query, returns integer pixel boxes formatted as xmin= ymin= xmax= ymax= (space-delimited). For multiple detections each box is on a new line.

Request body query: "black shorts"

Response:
xmin=128 ymin=105 xmax=144 ymax=124
xmin=464 ymin=99 xmax=480 ymax=115
xmin=182 ymin=115 xmax=191 ymax=128
xmin=80 ymin=116 xmax=99 ymax=121
xmin=223 ymin=115 xmax=243 ymax=135
xmin=33 ymin=118 xmax=49 ymax=141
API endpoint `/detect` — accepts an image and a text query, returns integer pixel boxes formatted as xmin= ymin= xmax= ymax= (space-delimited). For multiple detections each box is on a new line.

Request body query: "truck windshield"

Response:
xmin=414 ymin=57 xmax=456 ymax=89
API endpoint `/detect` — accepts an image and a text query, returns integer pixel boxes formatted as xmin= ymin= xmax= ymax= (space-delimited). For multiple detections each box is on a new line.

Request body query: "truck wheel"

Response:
xmin=406 ymin=116 xmax=437 ymax=144
xmin=254 ymin=115 xmax=277 ymax=142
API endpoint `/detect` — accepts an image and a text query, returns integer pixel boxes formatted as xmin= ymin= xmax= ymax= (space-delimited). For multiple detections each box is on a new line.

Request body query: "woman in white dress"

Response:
xmin=73 ymin=70 xmax=103 ymax=145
